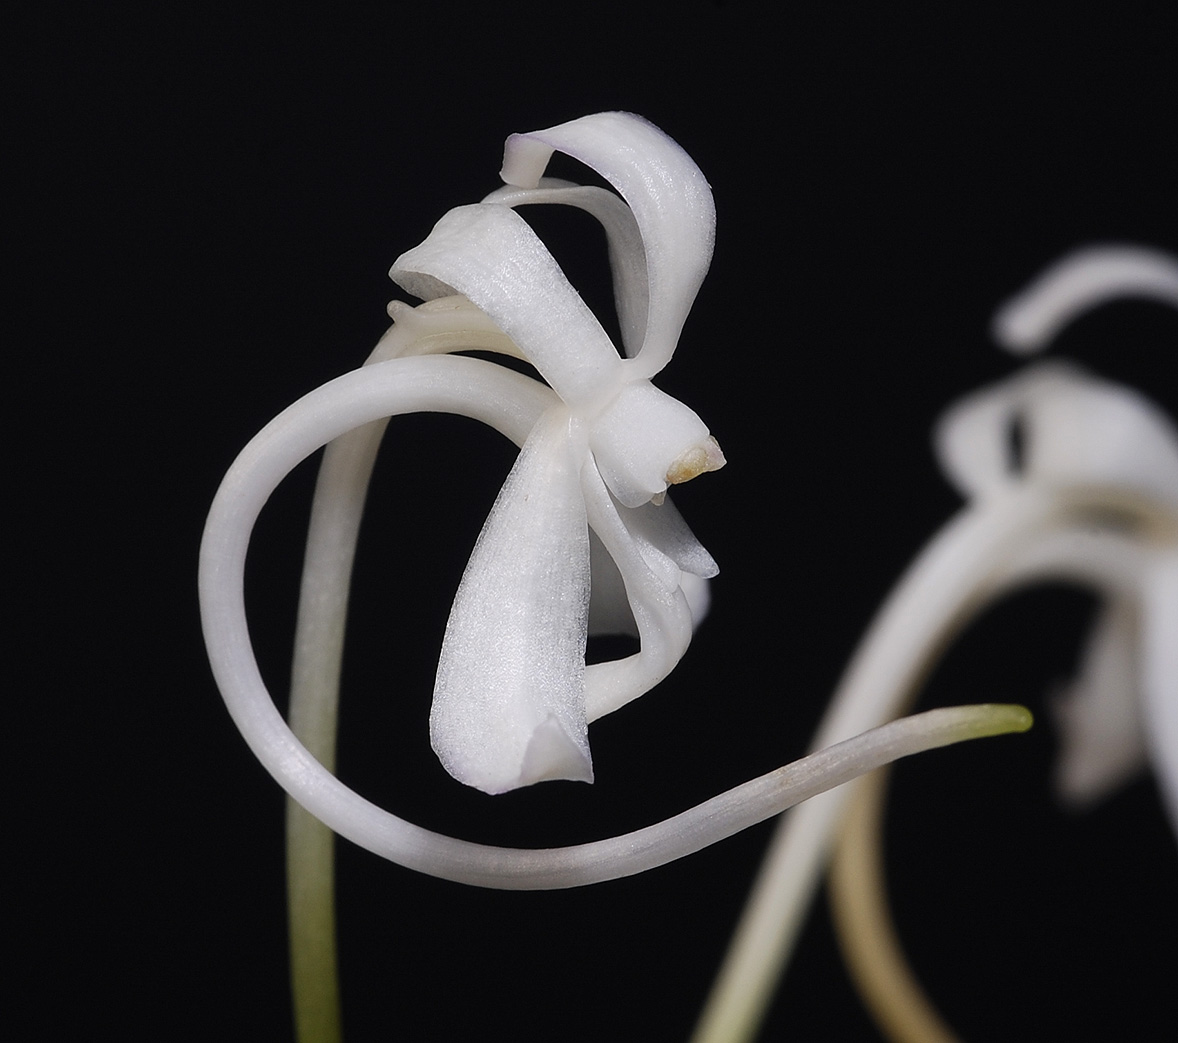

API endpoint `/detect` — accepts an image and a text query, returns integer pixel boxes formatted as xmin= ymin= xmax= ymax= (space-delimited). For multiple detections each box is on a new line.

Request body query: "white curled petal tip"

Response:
xmin=993 ymin=244 xmax=1178 ymax=355
xmin=430 ymin=410 xmax=593 ymax=795
xmin=377 ymin=296 xmax=524 ymax=362
xmin=1142 ymin=554 xmax=1178 ymax=835
xmin=588 ymin=382 xmax=722 ymax=508
xmin=679 ymin=571 xmax=712 ymax=628
xmin=587 ymin=497 xmax=716 ymax=630
xmin=1052 ymin=596 xmax=1148 ymax=806
xmin=934 ymin=362 xmax=1079 ymax=499
xmin=935 ymin=362 xmax=1178 ymax=509
xmin=501 ymin=111 xmax=715 ymax=377
xmin=391 ymin=204 xmax=621 ymax=405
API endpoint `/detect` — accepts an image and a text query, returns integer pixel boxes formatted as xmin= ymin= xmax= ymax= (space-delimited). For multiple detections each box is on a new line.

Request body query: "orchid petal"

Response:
xmin=580 ymin=461 xmax=696 ymax=723
xmin=1052 ymin=595 xmax=1148 ymax=805
xmin=501 ymin=112 xmax=715 ymax=379
xmin=379 ymin=295 xmax=524 ymax=362
xmin=585 ymin=497 xmax=716 ymax=635
xmin=935 ymin=361 xmax=1178 ymax=510
xmin=934 ymin=363 xmax=1071 ymax=498
xmin=430 ymin=408 xmax=593 ymax=794
xmin=1142 ymin=554 xmax=1178 ymax=834
xmin=679 ymin=572 xmax=712 ymax=629
xmin=483 ymin=178 xmax=649 ymax=358
xmin=391 ymin=204 xmax=621 ymax=405
xmin=993 ymin=245 xmax=1178 ymax=354
xmin=619 ymin=494 xmax=719 ymax=581
xmin=587 ymin=529 xmax=638 ymax=638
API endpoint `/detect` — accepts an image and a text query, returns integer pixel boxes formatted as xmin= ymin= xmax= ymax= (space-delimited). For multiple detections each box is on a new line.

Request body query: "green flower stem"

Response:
xmin=287 ymin=414 xmax=387 ymax=1043
xmin=284 ymin=314 xmax=524 ymax=1042
xmin=287 ymin=803 xmax=342 ymax=1043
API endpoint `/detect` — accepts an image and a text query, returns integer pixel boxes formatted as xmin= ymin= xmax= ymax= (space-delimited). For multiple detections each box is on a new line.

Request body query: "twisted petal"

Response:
xmin=431 ymin=408 xmax=593 ymax=794
xmin=578 ymin=398 xmax=721 ymax=716
xmin=483 ymin=178 xmax=649 ymax=359
xmin=501 ymin=111 xmax=715 ymax=379
xmin=935 ymin=361 xmax=1178 ymax=510
xmin=392 ymin=204 xmax=622 ymax=405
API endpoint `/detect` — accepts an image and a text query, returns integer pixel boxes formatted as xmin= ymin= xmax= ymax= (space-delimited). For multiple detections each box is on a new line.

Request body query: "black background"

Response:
xmin=14 ymin=4 xmax=1178 ymax=1040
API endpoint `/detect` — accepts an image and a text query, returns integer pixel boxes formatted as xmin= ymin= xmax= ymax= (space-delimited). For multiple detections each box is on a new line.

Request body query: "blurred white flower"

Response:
xmin=696 ymin=245 xmax=1178 ymax=1043
xmin=981 ymin=246 xmax=1178 ymax=830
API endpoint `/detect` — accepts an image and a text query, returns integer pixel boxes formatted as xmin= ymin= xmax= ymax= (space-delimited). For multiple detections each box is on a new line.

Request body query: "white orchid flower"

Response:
xmin=199 ymin=112 xmax=1032 ymax=1043
xmin=695 ymin=245 xmax=1178 ymax=1043
xmin=396 ymin=113 xmax=727 ymax=794
xmin=986 ymin=245 xmax=1178 ymax=828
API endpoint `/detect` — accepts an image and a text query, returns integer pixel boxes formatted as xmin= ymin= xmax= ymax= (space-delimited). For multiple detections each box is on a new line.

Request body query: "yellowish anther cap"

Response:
xmin=667 ymin=436 xmax=726 ymax=485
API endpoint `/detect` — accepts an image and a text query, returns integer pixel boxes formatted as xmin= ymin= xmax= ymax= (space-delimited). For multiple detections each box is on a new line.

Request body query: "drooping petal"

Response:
xmin=430 ymin=408 xmax=593 ymax=794
xmin=1052 ymin=595 xmax=1149 ymax=805
xmin=1142 ymin=553 xmax=1178 ymax=835
xmin=391 ymin=204 xmax=622 ymax=406
xmin=984 ymin=495 xmax=1177 ymax=816
xmin=483 ymin=178 xmax=649 ymax=358
xmin=992 ymin=245 xmax=1178 ymax=355
xmin=500 ymin=112 xmax=715 ymax=379
xmin=586 ymin=497 xmax=717 ymax=635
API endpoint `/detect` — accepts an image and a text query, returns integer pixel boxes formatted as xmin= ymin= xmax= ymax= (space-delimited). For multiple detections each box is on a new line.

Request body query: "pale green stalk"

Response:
xmin=287 ymin=415 xmax=387 ymax=1043
xmin=284 ymin=315 xmax=512 ymax=1043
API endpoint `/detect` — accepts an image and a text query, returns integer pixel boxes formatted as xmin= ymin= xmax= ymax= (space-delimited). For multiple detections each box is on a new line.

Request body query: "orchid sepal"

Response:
xmin=500 ymin=111 xmax=715 ymax=378
xmin=391 ymin=204 xmax=622 ymax=404
xmin=430 ymin=407 xmax=594 ymax=794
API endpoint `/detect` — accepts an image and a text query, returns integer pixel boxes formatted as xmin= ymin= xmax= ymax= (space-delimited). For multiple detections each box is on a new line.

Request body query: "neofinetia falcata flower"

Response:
xmin=199 ymin=112 xmax=1029 ymax=1041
